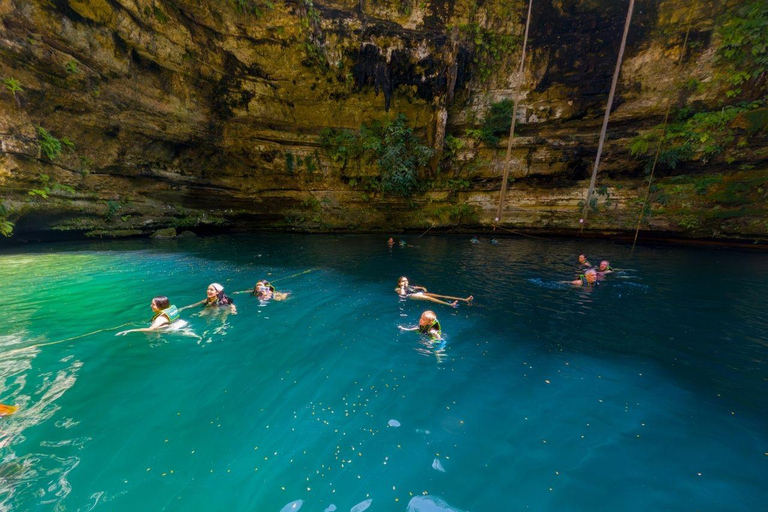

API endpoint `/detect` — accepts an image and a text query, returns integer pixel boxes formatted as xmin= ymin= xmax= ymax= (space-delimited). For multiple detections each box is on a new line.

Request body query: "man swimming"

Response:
xmin=570 ymin=269 xmax=598 ymax=286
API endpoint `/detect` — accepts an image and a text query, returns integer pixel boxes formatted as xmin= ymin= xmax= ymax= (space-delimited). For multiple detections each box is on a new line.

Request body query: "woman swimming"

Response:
xmin=116 ymin=296 xmax=182 ymax=335
xmin=395 ymin=276 xmax=473 ymax=307
xmin=181 ymin=283 xmax=237 ymax=313
xmin=252 ymin=280 xmax=289 ymax=301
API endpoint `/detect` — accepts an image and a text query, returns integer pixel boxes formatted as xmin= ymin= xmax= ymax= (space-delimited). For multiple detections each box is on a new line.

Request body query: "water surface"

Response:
xmin=0 ymin=235 xmax=766 ymax=511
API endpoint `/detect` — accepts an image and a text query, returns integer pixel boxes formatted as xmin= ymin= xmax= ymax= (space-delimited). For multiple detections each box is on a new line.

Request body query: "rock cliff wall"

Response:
xmin=0 ymin=0 xmax=766 ymax=242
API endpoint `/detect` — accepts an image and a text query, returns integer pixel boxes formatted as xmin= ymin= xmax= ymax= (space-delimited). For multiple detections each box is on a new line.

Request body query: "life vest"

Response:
xmin=579 ymin=275 xmax=597 ymax=286
xmin=419 ymin=319 xmax=442 ymax=336
xmin=152 ymin=305 xmax=179 ymax=323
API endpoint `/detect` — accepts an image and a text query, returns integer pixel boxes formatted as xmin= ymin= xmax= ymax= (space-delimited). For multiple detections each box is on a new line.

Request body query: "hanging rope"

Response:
xmin=632 ymin=1 xmax=698 ymax=250
xmin=495 ymin=0 xmax=534 ymax=223
xmin=580 ymin=0 xmax=636 ymax=229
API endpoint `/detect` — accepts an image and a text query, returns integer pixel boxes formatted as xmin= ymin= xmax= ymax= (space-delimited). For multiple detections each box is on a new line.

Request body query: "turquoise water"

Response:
xmin=0 ymin=234 xmax=766 ymax=511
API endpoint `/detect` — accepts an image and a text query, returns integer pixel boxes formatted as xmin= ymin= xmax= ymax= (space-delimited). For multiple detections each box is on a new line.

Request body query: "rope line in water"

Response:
xmin=234 ymin=268 xmax=320 ymax=293
xmin=1 ymin=322 xmax=133 ymax=358
xmin=632 ymin=0 xmax=698 ymax=251
xmin=580 ymin=0 xmax=635 ymax=229
xmin=496 ymin=0 xmax=534 ymax=223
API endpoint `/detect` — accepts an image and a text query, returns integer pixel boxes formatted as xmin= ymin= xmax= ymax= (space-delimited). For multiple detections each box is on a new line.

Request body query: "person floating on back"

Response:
xmin=578 ymin=254 xmax=592 ymax=267
xmin=395 ymin=276 xmax=472 ymax=307
xmin=252 ymin=280 xmax=289 ymax=301
xmin=399 ymin=310 xmax=442 ymax=339
xmin=181 ymin=283 xmax=237 ymax=314
xmin=116 ymin=296 xmax=182 ymax=335
xmin=569 ymin=269 xmax=598 ymax=287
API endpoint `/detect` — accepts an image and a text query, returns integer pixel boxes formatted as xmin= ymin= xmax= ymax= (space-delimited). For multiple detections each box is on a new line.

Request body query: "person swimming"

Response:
xmin=387 ymin=237 xmax=395 ymax=247
xmin=570 ymin=269 xmax=598 ymax=287
xmin=252 ymin=280 xmax=289 ymax=301
xmin=490 ymin=238 xmax=500 ymax=245
xmin=399 ymin=310 xmax=442 ymax=339
xmin=181 ymin=283 xmax=237 ymax=313
xmin=578 ymin=254 xmax=592 ymax=267
xmin=395 ymin=276 xmax=473 ymax=307
xmin=116 ymin=296 xmax=183 ymax=335
xmin=471 ymin=236 xmax=480 ymax=244
xmin=598 ymin=260 xmax=614 ymax=273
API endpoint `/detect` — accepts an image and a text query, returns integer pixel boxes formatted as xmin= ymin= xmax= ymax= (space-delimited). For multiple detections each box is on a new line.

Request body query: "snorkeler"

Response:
xmin=181 ymin=283 xmax=237 ymax=313
xmin=252 ymin=280 xmax=289 ymax=301
xmin=569 ymin=269 xmax=598 ymax=287
xmin=399 ymin=310 xmax=443 ymax=339
xmin=116 ymin=296 xmax=182 ymax=335
xmin=395 ymin=276 xmax=472 ymax=307
xmin=578 ymin=254 xmax=592 ymax=267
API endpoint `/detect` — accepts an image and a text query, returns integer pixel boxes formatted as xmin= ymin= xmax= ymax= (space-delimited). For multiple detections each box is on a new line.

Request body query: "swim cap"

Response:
xmin=210 ymin=283 xmax=224 ymax=293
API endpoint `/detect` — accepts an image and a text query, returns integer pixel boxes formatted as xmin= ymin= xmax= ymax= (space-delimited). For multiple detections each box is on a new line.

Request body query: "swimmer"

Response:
xmin=597 ymin=260 xmax=614 ymax=273
xmin=399 ymin=240 xmax=407 ymax=247
xmin=490 ymin=237 xmax=500 ymax=245
xmin=181 ymin=283 xmax=237 ymax=313
xmin=578 ymin=254 xmax=592 ymax=267
xmin=399 ymin=310 xmax=443 ymax=339
xmin=470 ymin=236 xmax=480 ymax=244
xmin=569 ymin=269 xmax=598 ymax=286
xmin=252 ymin=280 xmax=289 ymax=301
xmin=387 ymin=237 xmax=395 ymax=247
xmin=395 ymin=276 xmax=473 ymax=307
xmin=116 ymin=296 xmax=182 ymax=335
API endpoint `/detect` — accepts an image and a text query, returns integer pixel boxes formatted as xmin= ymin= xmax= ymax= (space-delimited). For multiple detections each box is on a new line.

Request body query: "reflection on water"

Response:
xmin=0 ymin=234 xmax=766 ymax=511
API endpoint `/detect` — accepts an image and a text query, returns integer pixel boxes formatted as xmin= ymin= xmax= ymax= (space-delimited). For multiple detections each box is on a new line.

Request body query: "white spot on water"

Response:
xmin=388 ymin=419 xmax=400 ymax=428
xmin=431 ymin=458 xmax=445 ymax=473
xmin=324 ymin=506 xmax=336 ymax=512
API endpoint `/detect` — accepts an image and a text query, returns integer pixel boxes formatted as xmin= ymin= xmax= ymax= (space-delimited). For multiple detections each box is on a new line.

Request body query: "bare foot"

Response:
xmin=466 ymin=295 xmax=474 ymax=303
xmin=451 ymin=301 xmax=459 ymax=308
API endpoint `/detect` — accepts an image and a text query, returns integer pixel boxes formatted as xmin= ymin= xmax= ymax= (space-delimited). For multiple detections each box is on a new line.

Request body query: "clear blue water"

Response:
xmin=0 ymin=234 xmax=766 ymax=511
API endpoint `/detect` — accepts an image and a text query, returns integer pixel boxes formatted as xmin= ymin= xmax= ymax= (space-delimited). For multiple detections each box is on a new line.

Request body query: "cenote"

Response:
xmin=0 ymin=234 xmax=766 ymax=511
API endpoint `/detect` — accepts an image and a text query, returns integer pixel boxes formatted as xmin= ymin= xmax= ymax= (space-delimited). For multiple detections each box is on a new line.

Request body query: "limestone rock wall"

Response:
xmin=0 ymin=0 xmax=766 ymax=242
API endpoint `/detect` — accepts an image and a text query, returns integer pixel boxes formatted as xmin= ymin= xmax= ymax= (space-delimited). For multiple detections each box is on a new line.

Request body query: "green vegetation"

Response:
xmin=37 ymin=127 xmax=64 ymax=161
xmin=65 ymin=60 xmax=79 ymax=75
xmin=467 ymin=99 xmax=514 ymax=146
xmin=716 ymin=1 xmax=767 ymax=97
xmin=2 ymin=77 xmax=22 ymax=97
xmin=0 ymin=203 xmax=13 ymax=238
xmin=232 ymin=0 xmax=274 ymax=16
xmin=629 ymin=100 xmax=766 ymax=170
xmin=458 ymin=23 xmax=518 ymax=83
xmin=320 ymin=114 xmax=433 ymax=196
xmin=28 ymin=174 xmax=51 ymax=199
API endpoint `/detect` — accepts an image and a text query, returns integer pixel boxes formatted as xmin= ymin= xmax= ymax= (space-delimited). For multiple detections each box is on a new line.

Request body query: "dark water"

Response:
xmin=0 ymin=234 xmax=766 ymax=511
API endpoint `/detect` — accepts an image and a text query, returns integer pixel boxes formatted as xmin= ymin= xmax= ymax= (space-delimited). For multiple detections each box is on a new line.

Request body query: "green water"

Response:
xmin=0 ymin=235 xmax=766 ymax=511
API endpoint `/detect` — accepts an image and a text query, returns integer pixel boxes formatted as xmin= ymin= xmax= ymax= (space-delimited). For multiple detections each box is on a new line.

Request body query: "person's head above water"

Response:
xmin=387 ymin=238 xmax=394 ymax=246
xmin=207 ymin=283 xmax=224 ymax=299
xmin=419 ymin=310 xmax=437 ymax=327
xmin=599 ymin=260 xmax=611 ymax=271
xmin=397 ymin=276 xmax=409 ymax=287
xmin=151 ymin=296 xmax=170 ymax=312
xmin=578 ymin=254 xmax=588 ymax=264
xmin=584 ymin=269 xmax=597 ymax=284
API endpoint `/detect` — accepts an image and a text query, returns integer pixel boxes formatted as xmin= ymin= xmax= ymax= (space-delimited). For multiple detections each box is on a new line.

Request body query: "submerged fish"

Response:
xmin=279 ymin=500 xmax=303 ymax=512
xmin=431 ymin=458 xmax=446 ymax=472
xmin=388 ymin=419 xmax=401 ymax=427
xmin=350 ymin=499 xmax=372 ymax=512
xmin=407 ymin=496 xmax=466 ymax=512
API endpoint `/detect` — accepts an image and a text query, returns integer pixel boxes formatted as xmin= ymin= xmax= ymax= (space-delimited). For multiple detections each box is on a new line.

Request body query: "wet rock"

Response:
xmin=151 ymin=228 xmax=177 ymax=239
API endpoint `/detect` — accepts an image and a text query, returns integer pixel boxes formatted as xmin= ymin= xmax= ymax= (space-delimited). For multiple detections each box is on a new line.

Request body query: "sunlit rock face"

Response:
xmin=0 ymin=0 xmax=766 ymax=242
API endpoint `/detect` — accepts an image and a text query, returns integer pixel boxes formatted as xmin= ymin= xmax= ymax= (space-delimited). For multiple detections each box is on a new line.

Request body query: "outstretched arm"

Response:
xmin=398 ymin=325 xmax=419 ymax=331
xmin=178 ymin=300 xmax=205 ymax=311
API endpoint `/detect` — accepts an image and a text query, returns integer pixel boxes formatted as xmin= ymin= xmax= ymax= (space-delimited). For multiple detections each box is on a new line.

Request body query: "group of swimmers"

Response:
xmin=115 ymin=280 xmax=287 ymax=336
xmin=569 ymin=254 xmax=614 ymax=286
